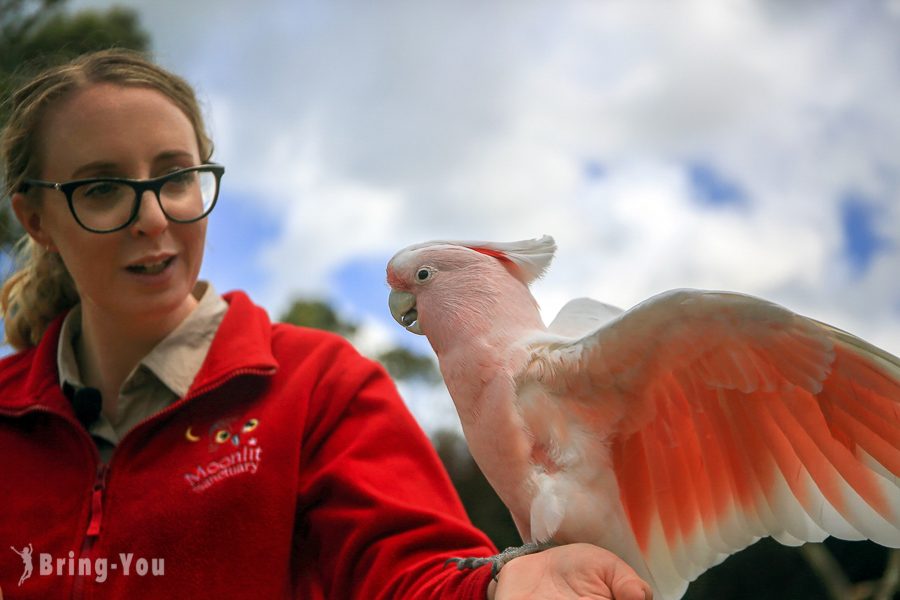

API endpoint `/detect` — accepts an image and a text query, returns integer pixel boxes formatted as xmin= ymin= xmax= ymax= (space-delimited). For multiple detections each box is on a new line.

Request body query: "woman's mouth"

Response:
xmin=126 ymin=256 xmax=175 ymax=275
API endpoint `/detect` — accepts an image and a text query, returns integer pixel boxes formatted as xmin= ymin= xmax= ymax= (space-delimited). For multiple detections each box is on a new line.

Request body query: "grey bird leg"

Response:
xmin=446 ymin=541 xmax=557 ymax=580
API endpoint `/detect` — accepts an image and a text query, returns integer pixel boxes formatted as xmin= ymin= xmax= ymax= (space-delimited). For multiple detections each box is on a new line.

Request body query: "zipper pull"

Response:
xmin=86 ymin=463 xmax=108 ymax=537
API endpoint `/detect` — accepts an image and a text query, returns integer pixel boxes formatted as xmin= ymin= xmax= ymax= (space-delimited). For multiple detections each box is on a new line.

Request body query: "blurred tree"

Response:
xmin=280 ymin=299 xmax=358 ymax=339
xmin=376 ymin=346 xmax=442 ymax=384
xmin=0 ymin=0 xmax=150 ymax=249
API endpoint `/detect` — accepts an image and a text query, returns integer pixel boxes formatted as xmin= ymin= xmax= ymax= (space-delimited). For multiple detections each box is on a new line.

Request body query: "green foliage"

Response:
xmin=280 ymin=298 xmax=358 ymax=338
xmin=0 ymin=0 xmax=150 ymax=250
xmin=0 ymin=0 xmax=149 ymax=86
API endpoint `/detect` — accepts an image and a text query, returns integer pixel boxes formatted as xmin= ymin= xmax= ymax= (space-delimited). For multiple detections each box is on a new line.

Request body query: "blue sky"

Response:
xmin=840 ymin=193 xmax=892 ymax=275
xmin=67 ymin=0 xmax=900 ymax=430
xmin=201 ymin=188 xmax=280 ymax=298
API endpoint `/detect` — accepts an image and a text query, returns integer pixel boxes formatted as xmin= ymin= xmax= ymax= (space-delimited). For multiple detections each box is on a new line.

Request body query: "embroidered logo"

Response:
xmin=182 ymin=417 xmax=262 ymax=493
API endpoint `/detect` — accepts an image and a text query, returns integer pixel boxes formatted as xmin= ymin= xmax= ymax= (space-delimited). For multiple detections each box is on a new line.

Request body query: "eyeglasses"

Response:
xmin=20 ymin=163 xmax=225 ymax=233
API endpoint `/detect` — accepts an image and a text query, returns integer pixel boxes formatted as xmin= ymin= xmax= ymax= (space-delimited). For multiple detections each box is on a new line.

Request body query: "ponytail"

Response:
xmin=1 ymin=236 xmax=78 ymax=350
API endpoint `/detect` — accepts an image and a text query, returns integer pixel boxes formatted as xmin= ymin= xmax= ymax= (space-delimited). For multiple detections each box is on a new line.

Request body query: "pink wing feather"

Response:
xmin=535 ymin=290 xmax=900 ymax=597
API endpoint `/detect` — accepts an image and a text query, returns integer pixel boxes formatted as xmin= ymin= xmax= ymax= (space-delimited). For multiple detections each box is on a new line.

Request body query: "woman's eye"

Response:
xmin=171 ymin=170 xmax=195 ymax=182
xmin=83 ymin=182 xmax=120 ymax=198
xmin=164 ymin=170 xmax=196 ymax=188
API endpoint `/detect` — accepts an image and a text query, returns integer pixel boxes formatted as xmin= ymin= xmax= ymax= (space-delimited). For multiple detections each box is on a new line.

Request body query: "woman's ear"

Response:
xmin=11 ymin=191 xmax=56 ymax=252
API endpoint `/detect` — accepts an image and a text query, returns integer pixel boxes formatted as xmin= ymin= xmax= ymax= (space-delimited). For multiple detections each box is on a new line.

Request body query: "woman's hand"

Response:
xmin=487 ymin=543 xmax=652 ymax=600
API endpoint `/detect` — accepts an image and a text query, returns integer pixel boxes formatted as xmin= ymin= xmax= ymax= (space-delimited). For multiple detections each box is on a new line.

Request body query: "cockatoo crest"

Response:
xmin=391 ymin=235 xmax=556 ymax=287
xmin=461 ymin=235 xmax=556 ymax=285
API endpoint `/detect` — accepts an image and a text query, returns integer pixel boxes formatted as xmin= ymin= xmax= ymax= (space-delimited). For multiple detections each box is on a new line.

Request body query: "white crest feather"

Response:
xmin=460 ymin=235 xmax=557 ymax=284
xmin=391 ymin=235 xmax=557 ymax=285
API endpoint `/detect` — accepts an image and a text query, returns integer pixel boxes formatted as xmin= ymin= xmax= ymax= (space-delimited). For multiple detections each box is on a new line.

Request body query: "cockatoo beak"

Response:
xmin=389 ymin=290 xmax=423 ymax=335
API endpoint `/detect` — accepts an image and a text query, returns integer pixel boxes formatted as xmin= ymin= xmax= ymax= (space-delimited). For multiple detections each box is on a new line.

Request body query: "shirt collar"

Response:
xmin=57 ymin=281 xmax=229 ymax=399
xmin=57 ymin=304 xmax=85 ymax=392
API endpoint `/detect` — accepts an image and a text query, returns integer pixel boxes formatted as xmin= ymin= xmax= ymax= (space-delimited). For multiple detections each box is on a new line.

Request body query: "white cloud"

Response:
xmin=395 ymin=379 xmax=462 ymax=436
xmin=349 ymin=315 xmax=401 ymax=359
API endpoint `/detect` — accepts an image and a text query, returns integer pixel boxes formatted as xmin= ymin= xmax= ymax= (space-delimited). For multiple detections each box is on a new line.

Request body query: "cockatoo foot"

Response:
xmin=445 ymin=541 xmax=556 ymax=580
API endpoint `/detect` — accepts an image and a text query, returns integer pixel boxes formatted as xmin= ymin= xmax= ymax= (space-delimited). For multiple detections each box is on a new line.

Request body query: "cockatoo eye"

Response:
xmin=415 ymin=268 xmax=433 ymax=282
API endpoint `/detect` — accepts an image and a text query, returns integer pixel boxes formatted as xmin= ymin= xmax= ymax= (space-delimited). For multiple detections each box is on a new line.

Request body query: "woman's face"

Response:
xmin=13 ymin=82 xmax=208 ymax=332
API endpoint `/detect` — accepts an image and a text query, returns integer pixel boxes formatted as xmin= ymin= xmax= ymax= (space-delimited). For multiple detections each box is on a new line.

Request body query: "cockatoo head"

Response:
xmin=386 ymin=236 xmax=556 ymax=339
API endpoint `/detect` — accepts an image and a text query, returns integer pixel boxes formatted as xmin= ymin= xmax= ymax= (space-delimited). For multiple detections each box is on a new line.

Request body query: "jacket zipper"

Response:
xmin=71 ymin=462 xmax=108 ymax=599
xmin=87 ymin=463 xmax=108 ymax=537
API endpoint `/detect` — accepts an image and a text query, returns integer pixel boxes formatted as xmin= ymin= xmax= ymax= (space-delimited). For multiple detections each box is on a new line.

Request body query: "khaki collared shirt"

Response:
xmin=57 ymin=281 xmax=228 ymax=462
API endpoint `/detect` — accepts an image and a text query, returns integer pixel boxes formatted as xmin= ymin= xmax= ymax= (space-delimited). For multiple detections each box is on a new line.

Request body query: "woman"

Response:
xmin=0 ymin=49 xmax=650 ymax=599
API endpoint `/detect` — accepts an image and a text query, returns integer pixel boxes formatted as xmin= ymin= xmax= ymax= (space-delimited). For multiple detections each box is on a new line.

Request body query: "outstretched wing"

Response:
xmin=528 ymin=289 xmax=900 ymax=598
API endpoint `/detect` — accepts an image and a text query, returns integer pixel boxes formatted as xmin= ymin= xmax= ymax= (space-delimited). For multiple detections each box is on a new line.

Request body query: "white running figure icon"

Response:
xmin=10 ymin=544 xmax=33 ymax=586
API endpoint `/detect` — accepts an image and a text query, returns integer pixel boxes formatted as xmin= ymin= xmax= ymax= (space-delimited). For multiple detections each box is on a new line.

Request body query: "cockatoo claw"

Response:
xmin=444 ymin=555 xmax=504 ymax=580
xmin=445 ymin=541 xmax=557 ymax=581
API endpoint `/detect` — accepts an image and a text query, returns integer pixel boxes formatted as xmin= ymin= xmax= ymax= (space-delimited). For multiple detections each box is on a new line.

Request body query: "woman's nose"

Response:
xmin=129 ymin=190 xmax=169 ymax=237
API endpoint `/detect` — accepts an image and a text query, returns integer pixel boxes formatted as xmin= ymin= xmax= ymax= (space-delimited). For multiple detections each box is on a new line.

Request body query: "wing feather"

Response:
xmin=763 ymin=390 xmax=876 ymax=540
xmin=642 ymin=417 xmax=695 ymax=579
xmin=527 ymin=289 xmax=900 ymax=599
xmin=682 ymin=385 xmax=738 ymax=552
xmin=614 ymin=430 xmax=655 ymax=551
xmin=784 ymin=387 xmax=896 ymax=523
xmin=706 ymin=388 xmax=768 ymax=537
xmin=664 ymin=389 xmax=732 ymax=580
xmin=715 ymin=389 xmax=772 ymax=537
xmin=825 ymin=398 xmax=900 ymax=481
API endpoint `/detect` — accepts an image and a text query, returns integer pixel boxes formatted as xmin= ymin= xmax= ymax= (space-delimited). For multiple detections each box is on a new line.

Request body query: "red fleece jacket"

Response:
xmin=0 ymin=291 xmax=495 ymax=599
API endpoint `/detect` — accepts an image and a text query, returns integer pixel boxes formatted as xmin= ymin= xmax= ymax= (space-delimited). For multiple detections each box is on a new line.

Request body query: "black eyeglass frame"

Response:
xmin=19 ymin=163 xmax=225 ymax=233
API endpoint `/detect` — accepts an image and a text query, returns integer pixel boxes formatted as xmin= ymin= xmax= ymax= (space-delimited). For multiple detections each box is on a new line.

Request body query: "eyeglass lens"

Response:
xmin=71 ymin=169 xmax=217 ymax=231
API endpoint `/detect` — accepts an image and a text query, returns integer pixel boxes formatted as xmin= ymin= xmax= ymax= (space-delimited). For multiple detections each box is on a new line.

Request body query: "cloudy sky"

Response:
xmin=69 ymin=0 xmax=900 ymax=431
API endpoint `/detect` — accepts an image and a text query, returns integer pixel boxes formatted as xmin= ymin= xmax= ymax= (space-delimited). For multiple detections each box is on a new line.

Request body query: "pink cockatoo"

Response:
xmin=386 ymin=235 xmax=900 ymax=600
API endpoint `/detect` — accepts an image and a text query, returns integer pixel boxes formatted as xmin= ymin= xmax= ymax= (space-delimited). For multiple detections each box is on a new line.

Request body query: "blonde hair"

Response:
xmin=0 ymin=48 xmax=214 ymax=350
